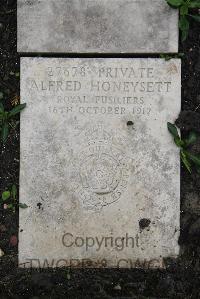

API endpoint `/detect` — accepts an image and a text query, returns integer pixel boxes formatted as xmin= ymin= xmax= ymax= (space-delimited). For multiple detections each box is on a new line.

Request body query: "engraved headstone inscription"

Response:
xmin=17 ymin=0 xmax=178 ymax=53
xmin=19 ymin=58 xmax=181 ymax=268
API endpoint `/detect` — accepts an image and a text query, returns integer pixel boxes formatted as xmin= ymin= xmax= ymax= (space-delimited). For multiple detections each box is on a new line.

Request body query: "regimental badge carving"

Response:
xmin=70 ymin=123 xmax=132 ymax=211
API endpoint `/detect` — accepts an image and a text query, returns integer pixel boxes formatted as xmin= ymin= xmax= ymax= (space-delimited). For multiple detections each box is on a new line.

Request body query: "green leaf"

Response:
xmin=174 ymin=137 xmax=185 ymax=148
xmin=165 ymin=56 xmax=171 ymax=61
xmin=159 ymin=53 xmax=184 ymax=60
xmin=160 ymin=54 xmax=165 ymax=59
xmin=181 ymin=29 xmax=189 ymax=42
xmin=1 ymin=122 xmax=9 ymax=143
xmin=167 ymin=0 xmax=184 ymax=7
xmin=8 ymin=103 xmax=26 ymax=117
xmin=0 ymin=102 xmax=4 ymax=113
xmin=178 ymin=53 xmax=185 ymax=58
xmin=179 ymin=16 xmax=190 ymax=31
xmin=189 ymin=14 xmax=200 ymax=22
xmin=13 ymin=120 xmax=20 ymax=129
xmin=187 ymin=153 xmax=200 ymax=167
xmin=181 ymin=150 xmax=192 ymax=173
xmin=167 ymin=122 xmax=180 ymax=138
xmin=0 ymin=92 xmax=3 ymax=100
xmin=180 ymin=4 xmax=189 ymax=15
xmin=185 ymin=131 xmax=198 ymax=146
xmin=19 ymin=203 xmax=28 ymax=209
xmin=189 ymin=1 xmax=200 ymax=8
xmin=189 ymin=154 xmax=200 ymax=166
xmin=7 ymin=204 xmax=13 ymax=209
xmin=160 ymin=54 xmax=171 ymax=61
xmin=2 ymin=191 xmax=11 ymax=201
xmin=160 ymin=54 xmax=172 ymax=61
xmin=11 ymin=185 xmax=17 ymax=200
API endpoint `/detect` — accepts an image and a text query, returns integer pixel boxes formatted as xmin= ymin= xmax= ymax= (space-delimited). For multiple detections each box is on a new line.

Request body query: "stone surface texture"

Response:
xmin=17 ymin=0 xmax=178 ymax=53
xmin=19 ymin=58 xmax=181 ymax=268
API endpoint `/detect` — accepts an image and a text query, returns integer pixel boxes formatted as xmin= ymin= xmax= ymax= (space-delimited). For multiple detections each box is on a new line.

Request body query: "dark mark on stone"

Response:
xmin=37 ymin=202 xmax=42 ymax=209
xmin=127 ymin=121 xmax=134 ymax=126
xmin=139 ymin=218 xmax=151 ymax=230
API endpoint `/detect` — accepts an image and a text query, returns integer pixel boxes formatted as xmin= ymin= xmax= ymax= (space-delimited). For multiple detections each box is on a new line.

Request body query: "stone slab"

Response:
xmin=19 ymin=58 xmax=181 ymax=268
xmin=17 ymin=0 xmax=178 ymax=53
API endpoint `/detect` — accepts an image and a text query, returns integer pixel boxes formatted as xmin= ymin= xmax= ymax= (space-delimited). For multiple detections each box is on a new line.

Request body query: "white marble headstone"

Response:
xmin=17 ymin=0 xmax=178 ymax=53
xmin=19 ymin=58 xmax=181 ymax=268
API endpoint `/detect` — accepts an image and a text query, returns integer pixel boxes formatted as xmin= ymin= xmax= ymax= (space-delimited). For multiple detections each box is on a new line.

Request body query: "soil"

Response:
xmin=0 ymin=1 xmax=200 ymax=298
